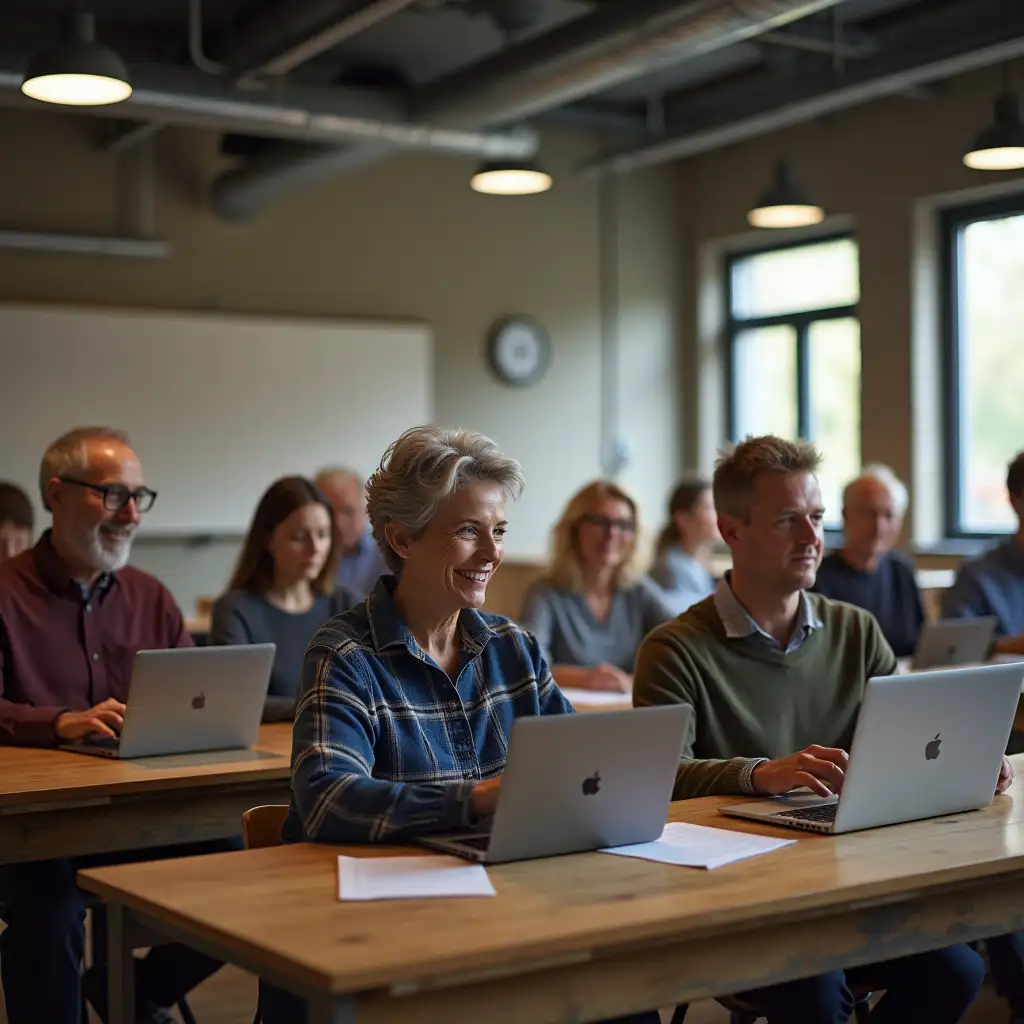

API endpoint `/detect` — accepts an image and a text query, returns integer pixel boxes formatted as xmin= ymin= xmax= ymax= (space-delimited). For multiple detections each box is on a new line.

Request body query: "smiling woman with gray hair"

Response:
xmin=266 ymin=426 xmax=660 ymax=1023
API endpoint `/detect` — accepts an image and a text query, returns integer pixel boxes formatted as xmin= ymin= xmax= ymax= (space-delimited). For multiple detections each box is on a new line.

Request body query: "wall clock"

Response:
xmin=486 ymin=316 xmax=551 ymax=387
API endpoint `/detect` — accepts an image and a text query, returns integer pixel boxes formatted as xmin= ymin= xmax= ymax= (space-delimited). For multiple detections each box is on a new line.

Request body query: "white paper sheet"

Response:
xmin=337 ymin=855 xmax=496 ymax=901
xmin=559 ymin=687 xmax=632 ymax=707
xmin=600 ymin=821 xmax=795 ymax=870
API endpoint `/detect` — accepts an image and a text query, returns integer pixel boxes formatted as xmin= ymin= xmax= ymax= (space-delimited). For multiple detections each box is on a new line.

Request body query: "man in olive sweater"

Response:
xmin=634 ymin=435 xmax=1010 ymax=1024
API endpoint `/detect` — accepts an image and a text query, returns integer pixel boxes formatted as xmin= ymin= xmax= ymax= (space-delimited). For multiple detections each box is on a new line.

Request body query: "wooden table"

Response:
xmin=81 ymin=753 xmax=1024 ymax=1024
xmin=0 ymin=723 xmax=292 ymax=864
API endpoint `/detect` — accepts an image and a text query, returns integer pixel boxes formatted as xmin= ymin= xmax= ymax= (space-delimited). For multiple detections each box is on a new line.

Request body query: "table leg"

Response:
xmin=307 ymin=994 xmax=356 ymax=1024
xmin=106 ymin=903 xmax=135 ymax=1024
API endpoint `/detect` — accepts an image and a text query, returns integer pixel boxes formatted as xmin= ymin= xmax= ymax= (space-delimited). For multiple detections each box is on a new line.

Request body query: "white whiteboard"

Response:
xmin=0 ymin=304 xmax=432 ymax=535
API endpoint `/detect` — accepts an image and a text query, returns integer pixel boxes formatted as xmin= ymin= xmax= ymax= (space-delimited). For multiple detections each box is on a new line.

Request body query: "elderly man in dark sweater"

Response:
xmin=813 ymin=464 xmax=923 ymax=659
xmin=634 ymin=435 xmax=1006 ymax=1024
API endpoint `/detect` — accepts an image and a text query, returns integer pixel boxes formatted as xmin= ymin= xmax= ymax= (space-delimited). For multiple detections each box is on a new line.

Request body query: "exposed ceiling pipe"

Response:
xmin=212 ymin=0 xmax=852 ymax=219
xmin=237 ymin=0 xmax=421 ymax=82
xmin=218 ymin=0 xmax=417 ymax=81
xmin=413 ymin=0 xmax=852 ymax=128
xmin=579 ymin=32 xmax=1024 ymax=177
xmin=0 ymin=60 xmax=536 ymax=159
xmin=212 ymin=141 xmax=395 ymax=219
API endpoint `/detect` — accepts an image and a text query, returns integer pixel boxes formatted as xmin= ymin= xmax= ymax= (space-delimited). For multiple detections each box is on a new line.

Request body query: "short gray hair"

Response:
xmin=843 ymin=463 xmax=909 ymax=517
xmin=39 ymin=427 xmax=133 ymax=511
xmin=367 ymin=426 xmax=525 ymax=573
xmin=314 ymin=466 xmax=363 ymax=491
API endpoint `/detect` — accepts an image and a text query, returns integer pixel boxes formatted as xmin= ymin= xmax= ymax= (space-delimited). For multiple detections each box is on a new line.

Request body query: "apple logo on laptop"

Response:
xmin=925 ymin=733 xmax=942 ymax=760
xmin=945 ymin=645 xmax=957 ymax=660
xmin=582 ymin=772 xmax=601 ymax=796
xmin=191 ymin=693 xmax=206 ymax=710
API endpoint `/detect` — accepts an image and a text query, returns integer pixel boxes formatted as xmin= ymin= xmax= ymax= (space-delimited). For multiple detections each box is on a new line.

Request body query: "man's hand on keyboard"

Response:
xmin=54 ymin=698 xmax=126 ymax=741
xmin=997 ymin=757 xmax=1014 ymax=795
xmin=752 ymin=744 xmax=849 ymax=798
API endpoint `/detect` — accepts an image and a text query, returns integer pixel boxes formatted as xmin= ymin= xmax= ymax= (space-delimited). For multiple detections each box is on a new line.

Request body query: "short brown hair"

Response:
xmin=1008 ymin=451 xmax=1024 ymax=500
xmin=227 ymin=476 xmax=337 ymax=596
xmin=713 ymin=435 xmax=822 ymax=520
xmin=0 ymin=482 xmax=33 ymax=530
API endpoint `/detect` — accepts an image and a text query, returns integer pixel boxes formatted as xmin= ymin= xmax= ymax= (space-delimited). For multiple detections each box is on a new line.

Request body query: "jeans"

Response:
xmin=742 ymin=943 xmax=984 ymax=1024
xmin=259 ymin=982 xmax=662 ymax=1024
xmin=0 ymin=837 xmax=240 ymax=1024
xmin=988 ymin=932 xmax=1024 ymax=1018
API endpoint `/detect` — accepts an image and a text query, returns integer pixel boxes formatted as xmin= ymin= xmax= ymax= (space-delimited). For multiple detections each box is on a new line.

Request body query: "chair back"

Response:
xmin=242 ymin=804 xmax=289 ymax=850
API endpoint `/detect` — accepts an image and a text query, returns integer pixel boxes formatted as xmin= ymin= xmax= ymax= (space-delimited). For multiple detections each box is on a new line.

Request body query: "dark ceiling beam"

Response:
xmin=412 ymin=0 xmax=854 ymax=128
xmin=759 ymin=25 xmax=878 ymax=59
xmin=580 ymin=0 xmax=1024 ymax=176
xmin=218 ymin=0 xmax=418 ymax=80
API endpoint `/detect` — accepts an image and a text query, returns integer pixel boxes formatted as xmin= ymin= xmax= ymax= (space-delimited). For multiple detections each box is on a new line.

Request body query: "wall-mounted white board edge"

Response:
xmin=0 ymin=303 xmax=433 ymax=536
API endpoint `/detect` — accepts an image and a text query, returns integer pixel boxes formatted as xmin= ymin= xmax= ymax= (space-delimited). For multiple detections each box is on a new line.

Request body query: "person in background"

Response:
xmin=315 ymin=466 xmax=390 ymax=598
xmin=0 ymin=427 xmax=228 ymax=1024
xmin=0 ymin=482 xmax=33 ymax=561
xmin=649 ymin=476 xmax=719 ymax=616
xmin=265 ymin=426 xmax=658 ymax=1024
xmin=812 ymin=464 xmax=923 ymax=658
xmin=519 ymin=481 xmax=671 ymax=693
xmin=210 ymin=476 xmax=356 ymax=722
xmin=633 ymin=434 xmax=993 ymax=1024
xmin=944 ymin=449 xmax=1024 ymax=654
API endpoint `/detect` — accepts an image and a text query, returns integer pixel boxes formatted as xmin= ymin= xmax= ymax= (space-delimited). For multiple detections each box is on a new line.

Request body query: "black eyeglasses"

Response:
xmin=578 ymin=514 xmax=636 ymax=534
xmin=58 ymin=477 xmax=158 ymax=513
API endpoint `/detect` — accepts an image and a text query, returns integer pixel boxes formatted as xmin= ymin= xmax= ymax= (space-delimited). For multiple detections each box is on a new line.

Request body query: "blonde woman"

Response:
xmin=520 ymin=481 xmax=671 ymax=693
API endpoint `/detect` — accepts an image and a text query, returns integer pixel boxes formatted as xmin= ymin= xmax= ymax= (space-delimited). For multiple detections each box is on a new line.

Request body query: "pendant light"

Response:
xmin=470 ymin=161 xmax=552 ymax=196
xmin=747 ymin=161 xmax=825 ymax=229
xmin=21 ymin=10 xmax=132 ymax=107
xmin=963 ymin=92 xmax=1024 ymax=171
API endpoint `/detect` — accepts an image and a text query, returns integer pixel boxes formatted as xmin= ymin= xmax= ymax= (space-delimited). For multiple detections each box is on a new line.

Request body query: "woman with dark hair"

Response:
xmin=211 ymin=476 xmax=356 ymax=721
xmin=649 ymin=476 xmax=719 ymax=615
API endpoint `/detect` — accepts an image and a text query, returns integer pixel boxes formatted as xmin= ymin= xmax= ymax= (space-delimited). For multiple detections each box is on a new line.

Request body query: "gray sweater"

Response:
xmin=519 ymin=578 xmax=672 ymax=672
xmin=210 ymin=588 xmax=357 ymax=721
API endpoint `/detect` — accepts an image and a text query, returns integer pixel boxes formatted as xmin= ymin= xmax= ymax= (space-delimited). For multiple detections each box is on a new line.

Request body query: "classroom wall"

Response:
xmin=0 ymin=109 xmax=683 ymax=613
xmin=676 ymin=64 xmax=1024 ymax=539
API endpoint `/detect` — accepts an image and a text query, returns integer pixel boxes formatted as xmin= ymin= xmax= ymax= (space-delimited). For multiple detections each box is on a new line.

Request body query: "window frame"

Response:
xmin=940 ymin=193 xmax=1024 ymax=540
xmin=724 ymin=232 xmax=860 ymax=532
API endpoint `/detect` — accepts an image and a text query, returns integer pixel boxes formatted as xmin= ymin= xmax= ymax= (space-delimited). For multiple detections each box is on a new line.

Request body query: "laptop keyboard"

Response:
xmin=775 ymin=803 xmax=837 ymax=823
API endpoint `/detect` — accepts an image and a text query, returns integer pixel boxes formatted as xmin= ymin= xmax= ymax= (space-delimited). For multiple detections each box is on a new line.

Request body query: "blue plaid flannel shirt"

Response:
xmin=283 ymin=577 xmax=573 ymax=844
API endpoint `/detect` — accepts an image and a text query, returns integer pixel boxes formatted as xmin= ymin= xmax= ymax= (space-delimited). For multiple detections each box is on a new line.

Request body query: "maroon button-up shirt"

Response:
xmin=0 ymin=531 xmax=192 ymax=747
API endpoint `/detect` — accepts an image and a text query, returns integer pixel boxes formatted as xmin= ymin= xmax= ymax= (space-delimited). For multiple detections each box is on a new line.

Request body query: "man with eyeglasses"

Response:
xmin=0 ymin=426 xmax=229 ymax=1024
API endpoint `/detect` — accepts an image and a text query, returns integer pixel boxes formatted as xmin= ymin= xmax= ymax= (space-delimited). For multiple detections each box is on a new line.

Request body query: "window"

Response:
xmin=726 ymin=235 xmax=861 ymax=527
xmin=943 ymin=196 xmax=1024 ymax=537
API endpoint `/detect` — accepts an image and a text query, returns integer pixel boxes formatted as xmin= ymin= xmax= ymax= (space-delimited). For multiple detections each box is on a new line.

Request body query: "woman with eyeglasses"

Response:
xmin=210 ymin=477 xmax=357 ymax=722
xmin=519 ymin=481 xmax=671 ymax=693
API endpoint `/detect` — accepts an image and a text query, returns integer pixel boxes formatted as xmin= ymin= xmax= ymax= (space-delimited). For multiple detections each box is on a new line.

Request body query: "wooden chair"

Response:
xmin=242 ymin=805 xmax=289 ymax=1024
xmin=242 ymin=804 xmax=289 ymax=851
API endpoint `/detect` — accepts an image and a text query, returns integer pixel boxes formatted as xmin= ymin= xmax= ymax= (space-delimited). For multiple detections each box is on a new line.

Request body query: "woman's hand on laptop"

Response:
xmin=751 ymin=745 xmax=849 ymax=798
xmin=470 ymin=778 xmax=502 ymax=818
xmin=54 ymin=698 xmax=126 ymax=741
xmin=997 ymin=757 xmax=1015 ymax=795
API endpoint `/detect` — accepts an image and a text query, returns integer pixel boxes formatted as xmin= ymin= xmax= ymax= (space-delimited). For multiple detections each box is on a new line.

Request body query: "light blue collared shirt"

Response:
xmin=714 ymin=573 xmax=823 ymax=655
xmin=335 ymin=526 xmax=391 ymax=599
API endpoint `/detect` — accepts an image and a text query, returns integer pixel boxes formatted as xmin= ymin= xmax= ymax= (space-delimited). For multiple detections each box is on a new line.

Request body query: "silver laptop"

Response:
xmin=417 ymin=705 xmax=690 ymax=863
xmin=911 ymin=617 xmax=997 ymax=670
xmin=60 ymin=644 xmax=275 ymax=759
xmin=720 ymin=661 xmax=1022 ymax=835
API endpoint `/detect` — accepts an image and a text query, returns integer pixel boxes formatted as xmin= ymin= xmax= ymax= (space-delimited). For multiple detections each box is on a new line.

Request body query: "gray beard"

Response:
xmin=71 ymin=526 xmax=134 ymax=574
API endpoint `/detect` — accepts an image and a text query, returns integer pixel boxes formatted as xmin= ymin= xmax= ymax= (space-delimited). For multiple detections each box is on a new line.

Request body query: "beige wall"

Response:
xmin=0 ymin=109 xmax=683 ymax=612
xmin=678 ymin=64 xmax=1024 ymax=537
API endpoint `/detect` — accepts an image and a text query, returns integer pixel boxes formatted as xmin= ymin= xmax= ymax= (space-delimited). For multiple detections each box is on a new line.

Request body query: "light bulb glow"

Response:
xmin=22 ymin=72 xmax=131 ymax=106
xmin=470 ymin=168 xmax=552 ymax=195
xmin=747 ymin=203 xmax=825 ymax=229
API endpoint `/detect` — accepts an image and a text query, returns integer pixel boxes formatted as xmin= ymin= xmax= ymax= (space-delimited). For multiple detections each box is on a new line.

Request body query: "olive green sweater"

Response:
xmin=633 ymin=593 xmax=897 ymax=799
